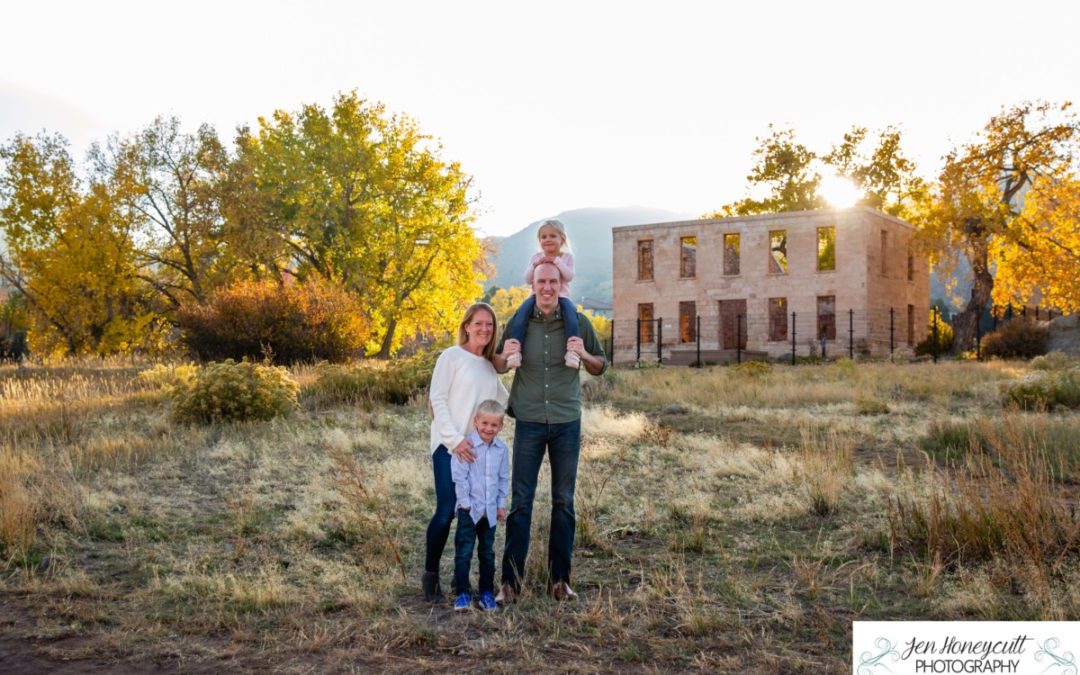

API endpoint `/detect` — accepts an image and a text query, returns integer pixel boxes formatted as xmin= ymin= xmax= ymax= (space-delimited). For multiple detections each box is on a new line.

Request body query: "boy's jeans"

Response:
xmin=500 ymin=418 xmax=581 ymax=591
xmin=454 ymin=508 xmax=497 ymax=595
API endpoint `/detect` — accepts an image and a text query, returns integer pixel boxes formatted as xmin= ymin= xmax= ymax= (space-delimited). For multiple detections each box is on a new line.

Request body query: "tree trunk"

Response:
xmin=951 ymin=242 xmax=993 ymax=354
xmin=376 ymin=318 xmax=398 ymax=359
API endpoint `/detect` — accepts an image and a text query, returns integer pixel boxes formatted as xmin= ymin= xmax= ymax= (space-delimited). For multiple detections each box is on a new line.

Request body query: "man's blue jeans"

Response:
xmin=454 ymin=509 xmax=497 ymax=595
xmin=500 ymin=418 xmax=581 ymax=591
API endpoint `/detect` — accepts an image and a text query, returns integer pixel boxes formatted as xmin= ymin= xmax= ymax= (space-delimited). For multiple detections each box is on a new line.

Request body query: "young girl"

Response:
xmin=505 ymin=219 xmax=581 ymax=369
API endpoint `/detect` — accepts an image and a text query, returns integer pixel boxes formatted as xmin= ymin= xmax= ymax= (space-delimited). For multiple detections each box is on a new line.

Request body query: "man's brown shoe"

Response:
xmin=549 ymin=581 xmax=578 ymax=601
xmin=495 ymin=583 xmax=515 ymax=606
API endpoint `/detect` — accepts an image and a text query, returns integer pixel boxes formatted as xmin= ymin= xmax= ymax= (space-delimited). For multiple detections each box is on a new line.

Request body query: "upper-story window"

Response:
xmin=680 ymin=236 xmax=697 ymax=278
xmin=723 ymin=233 xmax=740 ymax=275
xmin=637 ymin=239 xmax=654 ymax=281
xmin=817 ymin=226 xmax=835 ymax=271
xmin=907 ymin=250 xmax=914 ymax=281
xmin=769 ymin=230 xmax=787 ymax=274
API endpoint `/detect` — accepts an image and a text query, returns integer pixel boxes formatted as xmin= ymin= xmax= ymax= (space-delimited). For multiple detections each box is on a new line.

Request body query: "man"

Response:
xmin=493 ymin=262 xmax=606 ymax=603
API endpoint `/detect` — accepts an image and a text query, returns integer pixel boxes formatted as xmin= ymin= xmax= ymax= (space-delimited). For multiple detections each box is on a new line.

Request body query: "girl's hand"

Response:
xmin=501 ymin=339 xmax=521 ymax=357
xmin=497 ymin=507 xmax=506 ymax=522
xmin=566 ymin=336 xmax=585 ymax=356
xmin=453 ymin=438 xmax=475 ymax=463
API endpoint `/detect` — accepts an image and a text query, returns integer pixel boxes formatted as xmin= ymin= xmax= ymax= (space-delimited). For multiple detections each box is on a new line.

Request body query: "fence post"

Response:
xmin=695 ymin=315 xmax=701 ymax=367
xmin=791 ymin=312 xmax=797 ymax=366
xmin=736 ymin=314 xmax=742 ymax=365
xmin=932 ymin=307 xmax=939 ymax=364
xmin=889 ymin=307 xmax=895 ymax=356
xmin=656 ymin=319 xmax=662 ymax=363
xmin=636 ymin=318 xmax=641 ymax=362
xmin=848 ymin=309 xmax=854 ymax=360
xmin=609 ymin=320 xmax=614 ymax=367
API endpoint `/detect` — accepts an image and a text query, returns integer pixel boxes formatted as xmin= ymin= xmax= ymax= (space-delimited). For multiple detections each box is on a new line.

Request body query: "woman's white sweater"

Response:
xmin=428 ymin=346 xmax=508 ymax=454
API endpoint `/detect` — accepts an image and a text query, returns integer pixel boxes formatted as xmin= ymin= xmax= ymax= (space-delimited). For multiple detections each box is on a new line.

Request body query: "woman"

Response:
xmin=423 ymin=302 xmax=508 ymax=602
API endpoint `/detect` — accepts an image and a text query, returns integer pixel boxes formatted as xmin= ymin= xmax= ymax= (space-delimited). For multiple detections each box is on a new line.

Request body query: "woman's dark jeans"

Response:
xmin=500 ymin=418 xmax=581 ymax=591
xmin=423 ymin=445 xmax=456 ymax=575
xmin=453 ymin=509 xmax=497 ymax=596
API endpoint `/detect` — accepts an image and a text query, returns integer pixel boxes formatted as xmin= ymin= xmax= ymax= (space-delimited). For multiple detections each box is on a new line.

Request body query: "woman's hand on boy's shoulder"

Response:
xmin=453 ymin=438 xmax=475 ymax=463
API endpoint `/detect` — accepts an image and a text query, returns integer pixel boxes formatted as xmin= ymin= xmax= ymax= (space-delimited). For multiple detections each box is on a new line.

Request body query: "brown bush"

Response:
xmin=980 ymin=319 xmax=1049 ymax=360
xmin=178 ymin=279 xmax=369 ymax=364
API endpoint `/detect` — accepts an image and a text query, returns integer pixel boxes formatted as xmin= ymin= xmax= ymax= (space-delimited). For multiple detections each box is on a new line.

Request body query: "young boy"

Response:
xmin=451 ymin=399 xmax=510 ymax=612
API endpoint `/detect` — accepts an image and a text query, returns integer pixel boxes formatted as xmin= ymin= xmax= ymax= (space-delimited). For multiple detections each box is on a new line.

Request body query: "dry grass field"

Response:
xmin=1 ymin=357 xmax=1078 ymax=673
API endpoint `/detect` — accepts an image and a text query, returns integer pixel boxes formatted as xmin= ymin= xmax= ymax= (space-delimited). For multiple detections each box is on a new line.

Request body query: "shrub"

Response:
xmin=137 ymin=363 xmax=197 ymax=393
xmin=1001 ymin=370 xmax=1080 ymax=411
xmin=308 ymin=350 xmax=438 ymax=406
xmin=854 ymin=397 xmax=890 ymax=415
xmin=1031 ymin=352 xmax=1072 ymax=371
xmin=980 ymin=319 xmax=1049 ymax=360
xmin=178 ymin=279 xmax=369 ymax=364
xmin=732 ymin=360 xmax=771 ymax=377
xmin=915 ymin=320 xmax=954 ymax=357
xmin=172 ymin=360 xmax=299 ymax=423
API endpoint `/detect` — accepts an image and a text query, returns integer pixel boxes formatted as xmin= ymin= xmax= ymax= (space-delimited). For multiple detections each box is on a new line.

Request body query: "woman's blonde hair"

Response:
xmin=537 ymin=219 xmax=571 ymax=254
xmin=457 ymin=302 xmax=498 ymax=361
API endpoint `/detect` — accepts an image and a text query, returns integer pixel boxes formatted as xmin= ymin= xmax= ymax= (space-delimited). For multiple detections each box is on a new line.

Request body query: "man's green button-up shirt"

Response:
xmin=498 ymin=307 xmax=607 ymax=424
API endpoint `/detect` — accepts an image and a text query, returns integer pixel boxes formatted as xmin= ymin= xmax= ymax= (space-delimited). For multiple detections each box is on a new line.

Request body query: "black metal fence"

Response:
xmin=599 ymin=305 xmax=1066 ymax=367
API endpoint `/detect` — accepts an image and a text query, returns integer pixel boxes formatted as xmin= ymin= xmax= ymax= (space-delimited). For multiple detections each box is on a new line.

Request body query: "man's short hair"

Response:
xmin=475 ymin=399 xmax=505 ymax=417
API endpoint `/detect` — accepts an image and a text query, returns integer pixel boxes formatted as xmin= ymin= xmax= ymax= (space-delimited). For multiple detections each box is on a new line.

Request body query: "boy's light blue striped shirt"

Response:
xmin=451 ymin=430 xmax=510 ymax=527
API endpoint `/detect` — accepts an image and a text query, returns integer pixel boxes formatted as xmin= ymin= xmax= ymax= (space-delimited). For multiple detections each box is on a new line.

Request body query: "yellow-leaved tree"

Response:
xmin=916 ymin=101 xmax=1079 ymax=351
xmin=226 ymin=91 xmax=484 ymax=357
xmin=0 ymin=134 xmax=166 ymax=356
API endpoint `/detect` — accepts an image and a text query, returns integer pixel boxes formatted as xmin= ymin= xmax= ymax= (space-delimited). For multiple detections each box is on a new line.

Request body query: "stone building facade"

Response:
xmin=611 ymin=207 xmax=930 ymax=363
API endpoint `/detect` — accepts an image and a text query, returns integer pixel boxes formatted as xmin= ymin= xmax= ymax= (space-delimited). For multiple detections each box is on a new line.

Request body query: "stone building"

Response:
xmin=611 ymin=207 xmax=930 ymax=363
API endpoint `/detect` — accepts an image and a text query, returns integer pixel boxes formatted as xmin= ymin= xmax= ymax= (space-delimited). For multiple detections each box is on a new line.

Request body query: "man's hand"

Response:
xmin=453 ymin=438 xmax=475 ymax=463
xmin=497 ymin=507 xmax=506 ymax=522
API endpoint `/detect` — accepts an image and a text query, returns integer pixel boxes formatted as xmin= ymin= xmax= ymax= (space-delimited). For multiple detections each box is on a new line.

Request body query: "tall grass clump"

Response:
xmin=1001 ymin=369 xmax=1080 ymax=411
xmin=920 ymin=415 xmax=1080 ymax=481
xmin=0 ymin=449 xmax=41 ymax=561
xmin=308 ymin=350 xmax=437 ymax=406
xmin=891 ymin=416 xmax=1080 ymax=612
xmin=172 ymin=360 xmax=299 ymax=423
xmin=799 ymin=426 xmax=853 ymax=517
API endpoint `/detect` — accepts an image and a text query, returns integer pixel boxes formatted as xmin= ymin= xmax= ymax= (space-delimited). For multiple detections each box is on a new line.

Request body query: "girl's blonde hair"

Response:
xmin=457 ymin=302 xmax=498 ymax=362
xmin=537 ymin=219 xmax=572 ymax=254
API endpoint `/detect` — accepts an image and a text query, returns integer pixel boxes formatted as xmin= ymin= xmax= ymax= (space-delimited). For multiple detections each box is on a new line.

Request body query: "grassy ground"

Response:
xmin=1 ymin=358 xmax=1078 ymax=673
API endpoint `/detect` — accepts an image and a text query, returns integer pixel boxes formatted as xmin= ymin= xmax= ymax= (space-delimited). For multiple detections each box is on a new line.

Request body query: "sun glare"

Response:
xmin=820 ymin=174 xmax=861 ymax=209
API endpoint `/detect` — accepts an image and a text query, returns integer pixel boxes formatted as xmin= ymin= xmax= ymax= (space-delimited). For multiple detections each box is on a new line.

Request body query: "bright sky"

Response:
xmin=2 ymin=0 xmax=1078 ymax=236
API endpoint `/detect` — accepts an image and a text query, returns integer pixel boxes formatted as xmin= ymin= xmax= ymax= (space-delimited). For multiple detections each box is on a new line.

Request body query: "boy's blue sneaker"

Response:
xmin=454 ymin=593 xmax=473 ymax=612
xmin=478 ymin=592 xmax=497 ymax=612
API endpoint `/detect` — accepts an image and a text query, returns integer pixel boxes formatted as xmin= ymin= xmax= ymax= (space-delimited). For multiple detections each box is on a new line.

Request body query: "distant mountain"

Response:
xmin=484 ymin=206 xmax=691 ymax=305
